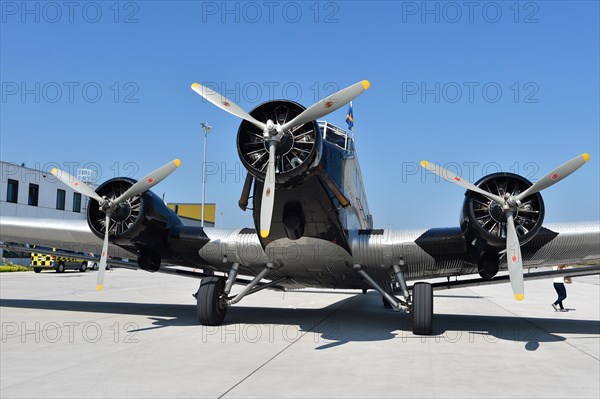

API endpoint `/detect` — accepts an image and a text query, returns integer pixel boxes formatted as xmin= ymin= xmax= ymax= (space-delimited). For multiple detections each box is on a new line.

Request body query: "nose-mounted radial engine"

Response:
xmin=237 ymin=100 xmax=321 ymax=188
xmin=191 ymin=80 xmax=370 ymax=238
xmin=421 ymin=153 xmax=590 ymax=301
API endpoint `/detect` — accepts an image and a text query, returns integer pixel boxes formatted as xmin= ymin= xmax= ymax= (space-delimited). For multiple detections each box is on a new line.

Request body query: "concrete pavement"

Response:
xmin=1 ymin=269 xmax=598 ymax=398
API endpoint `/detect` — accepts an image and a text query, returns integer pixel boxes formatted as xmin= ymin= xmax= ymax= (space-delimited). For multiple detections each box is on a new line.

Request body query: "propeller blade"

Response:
xmin=96 ymin=214 xmax=111 ymax=291
xmin=280 ymin=80 xmax=370 ymax=132
xmin=113 ymin=159 xmax=181 ymax=205
xmin=259 ymin=141 xmax=277 ymax=238
xmin=420 ymin=161 xmax=504 ymax=204
xmin=191 ymin=83 xmax=266 ymax=131
xmin=50 ymin=168 xmax=104 ymax=203
xmin=514 ymin=153 xmax=590 ymax=202
xmin=505 ymin=211 xmax=524 ymax=300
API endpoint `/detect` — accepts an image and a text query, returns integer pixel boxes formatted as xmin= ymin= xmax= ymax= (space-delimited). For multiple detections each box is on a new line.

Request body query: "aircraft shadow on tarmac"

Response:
xmin=1 ymin=293 xmax=599 ymax=351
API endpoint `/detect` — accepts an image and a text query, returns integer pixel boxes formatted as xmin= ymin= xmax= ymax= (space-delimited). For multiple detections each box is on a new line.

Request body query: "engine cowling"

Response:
xmin=461 ymin=172 xmax=545 ymax=248
xmin=237 ymin=100 xmax=322 ymax=187
xmin=460 ymin=172 xmax=545 ymax=279
xmin=87 ymin=177 xmax=182 ymax=269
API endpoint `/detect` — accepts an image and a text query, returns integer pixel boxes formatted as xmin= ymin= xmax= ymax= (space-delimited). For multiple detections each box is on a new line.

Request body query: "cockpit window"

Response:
xmin=318 ymin=121 xmax=350 ymax=151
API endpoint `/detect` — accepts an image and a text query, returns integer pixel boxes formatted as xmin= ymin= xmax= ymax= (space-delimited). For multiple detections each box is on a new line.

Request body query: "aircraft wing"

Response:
xmin=0 ymin=217 xmax=134 ymax=259
xmin=2 ymin=215 xmax=598 ymax=286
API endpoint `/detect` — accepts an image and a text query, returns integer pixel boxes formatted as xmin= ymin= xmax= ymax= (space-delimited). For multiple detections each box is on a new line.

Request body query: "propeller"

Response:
xmin=420 ymin=153 xmax=590 ymax=300
xmin=191 ymin=80 xmax=370 ymax=237
xmin=96 ymin=214 xmax=111 ymax=291
xmin=191 ymin=83 xmax=265 ymax=130
xmin=51 ymin=159 xmax=181 ymax=290
xmin=260 ymin=141 xmax=277 ymax=238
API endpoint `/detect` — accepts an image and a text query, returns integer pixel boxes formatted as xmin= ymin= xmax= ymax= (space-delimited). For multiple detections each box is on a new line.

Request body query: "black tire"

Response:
xmin=56 ymin=262 xmax=65 ymax=273
xmin=33 ymin=268 xmax=42 ymax=273
xmin=412 ymin=282 xmax=433 ymax=335
xmin=92 ymin=262 xmax=98 ymax=270
xmin=79 ymin=262 xmax=87 ymax=272
xmin=197 ymin=277 xmax=227 ymax=326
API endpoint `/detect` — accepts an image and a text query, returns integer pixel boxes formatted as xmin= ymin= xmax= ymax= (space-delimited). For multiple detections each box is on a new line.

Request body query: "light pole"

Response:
xmin=200 ymin=122 xmax=213 ymax=227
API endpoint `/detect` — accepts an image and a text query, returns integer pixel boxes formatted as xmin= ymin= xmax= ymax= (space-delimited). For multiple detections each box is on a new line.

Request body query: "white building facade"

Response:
xmin=1 ymin=161 xmax=91 ymax=220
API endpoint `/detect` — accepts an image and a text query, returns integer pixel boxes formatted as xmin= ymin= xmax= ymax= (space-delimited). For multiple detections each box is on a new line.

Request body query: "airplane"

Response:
xmin=1 ymin=80 xmax=599 ymax=335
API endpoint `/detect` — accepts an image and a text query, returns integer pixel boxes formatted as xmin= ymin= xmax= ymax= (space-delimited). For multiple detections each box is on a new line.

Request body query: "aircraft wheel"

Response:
xmin=197 ymin=277 xmax=228 ymax=326
xmin=412 ymin=282 xmax=433 ymax=335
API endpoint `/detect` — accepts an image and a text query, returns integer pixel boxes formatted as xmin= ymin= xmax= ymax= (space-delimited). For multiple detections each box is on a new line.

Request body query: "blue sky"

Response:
xmin=1 ymin=1 xmax=599 ymax=228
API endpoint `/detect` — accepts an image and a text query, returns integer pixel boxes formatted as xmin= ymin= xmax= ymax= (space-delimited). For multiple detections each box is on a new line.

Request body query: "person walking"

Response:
xmin=552 ymin=265 xmax=570 ymax=312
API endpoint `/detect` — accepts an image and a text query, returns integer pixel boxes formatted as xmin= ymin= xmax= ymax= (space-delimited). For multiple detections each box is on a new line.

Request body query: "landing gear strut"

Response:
xmin=355 ymin=263 xmax=434 ymax=336
xmin=195 ymin=263 xmax=275 ymax=326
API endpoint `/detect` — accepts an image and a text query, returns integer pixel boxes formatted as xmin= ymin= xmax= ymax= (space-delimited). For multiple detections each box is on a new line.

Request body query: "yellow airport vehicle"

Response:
xmin=30 ymin=247 xmax=92 ymax=273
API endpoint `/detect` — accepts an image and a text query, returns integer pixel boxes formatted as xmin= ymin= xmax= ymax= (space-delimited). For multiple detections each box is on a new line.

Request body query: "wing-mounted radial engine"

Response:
xmin=87 ymin=177 xmax=183 ymax=273
xmin=237 ymin=100 xmax=322 ymax=188
xmin=421 ymin=153 xmax=590 ymax=300
xmin=51 ymin=160 xmax=181 ymax=290
xmin=191 ymin=80 xmax=370 ymax=238
xmin=460 ymin=172 xmax=545 ymax=280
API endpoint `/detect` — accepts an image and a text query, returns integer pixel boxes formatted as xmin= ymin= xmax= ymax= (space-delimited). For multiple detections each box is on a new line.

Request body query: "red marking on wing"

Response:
xmin=324 ymin=101 xmax=334 ymax=108
xmin=511 ymin=255 xmax=518 ymax=263
xmin=147 ymin=177 xmax=154 ymax=184
xmin=74 ymin=182 xmax=79 ymax=187
xmin=223 ymin=101 xmax=230 ymax=107
xmin=266 ymin=188 xmax=271 ymax=197
xmin=454 ymin=177 xmax=461 ymax=182
xmin=551 ymin=173 xmax=559 ymax=180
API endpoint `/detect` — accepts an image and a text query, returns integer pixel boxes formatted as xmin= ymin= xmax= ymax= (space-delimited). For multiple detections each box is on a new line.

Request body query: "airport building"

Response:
xmin=1 ymin=161 xmax=92 ymax=220
xmin=167 ymin=203 xmax=216 ymax=227
xmin=1 ymin=161 xmax=216 ymax=226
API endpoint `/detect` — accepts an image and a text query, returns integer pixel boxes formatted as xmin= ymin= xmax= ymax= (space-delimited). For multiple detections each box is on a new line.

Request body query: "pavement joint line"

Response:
xmin=465 ymin=286 xmax=600 ymax=362
xmin=217 ymin=294 xmax=359 ymax=399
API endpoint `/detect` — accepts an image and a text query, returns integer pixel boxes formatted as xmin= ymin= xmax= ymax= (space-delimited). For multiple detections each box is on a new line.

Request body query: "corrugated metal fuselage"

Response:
xmin=194 ymin=137 xmax=600 ymax=290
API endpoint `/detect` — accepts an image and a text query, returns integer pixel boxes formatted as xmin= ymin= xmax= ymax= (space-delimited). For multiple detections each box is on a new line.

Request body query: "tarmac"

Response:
xmin=1 ymin=268 xmax=599 ymax=398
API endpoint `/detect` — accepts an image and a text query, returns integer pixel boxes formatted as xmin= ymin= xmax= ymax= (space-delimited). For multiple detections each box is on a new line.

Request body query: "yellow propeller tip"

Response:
xmin=174 ymin=159 xmax=181 ymax=167
xmin=260 ymin=230 xmax=269 ymax=238
xmin=191 ymin=83 xmax=200 ymax=89
xmin=361 ymin=80 xmax=370 ymax=90
xmin=420 ymin=160 xmax=428 ymax=167
xmin=50 ymin=168 xmax=58 ymax=175
xmin=582 ymin=153 xmax=590 ymax=162
xmin=96 ymin=284 xmax=103 ymax=291
xmin=514 ymin=294 xmax=524 ymax=301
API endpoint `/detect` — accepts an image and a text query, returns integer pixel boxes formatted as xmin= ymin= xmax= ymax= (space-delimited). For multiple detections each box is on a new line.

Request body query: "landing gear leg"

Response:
xmin=195 ymin=263 xmax=273 ymax=326
xmin=354 ymin=264 xmax=405 ymax=311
